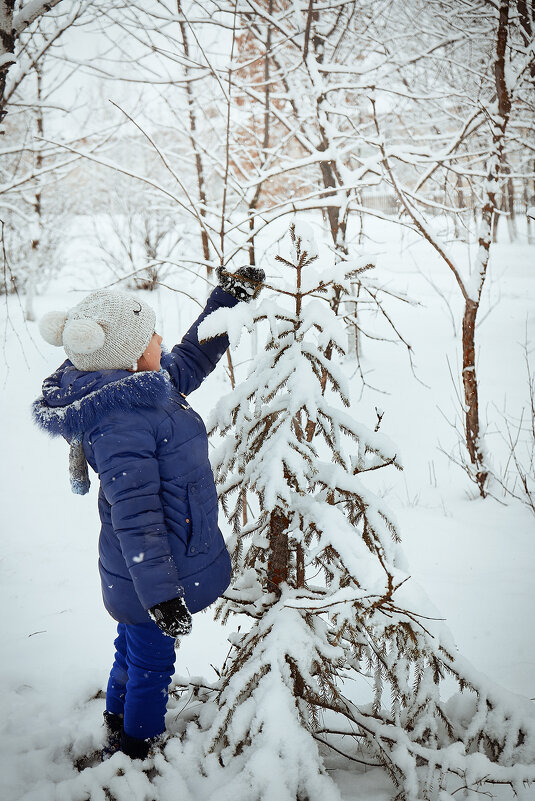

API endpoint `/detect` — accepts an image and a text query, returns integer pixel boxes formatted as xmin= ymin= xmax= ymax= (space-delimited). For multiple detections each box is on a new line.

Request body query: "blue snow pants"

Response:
xmin=105 ymin=621 xmax=177 ymax=740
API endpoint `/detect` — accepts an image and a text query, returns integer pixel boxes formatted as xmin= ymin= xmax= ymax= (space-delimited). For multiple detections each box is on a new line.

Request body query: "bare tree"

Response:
xmin=367 ymin=0 xmax=535 ymax=497
xmin=39 ymin=1 xmax=533 ymax=430
xmin=0 ymin=1 xmax=120 ymax=317
xmin=0 ymin=0 xmax=70 ymax=128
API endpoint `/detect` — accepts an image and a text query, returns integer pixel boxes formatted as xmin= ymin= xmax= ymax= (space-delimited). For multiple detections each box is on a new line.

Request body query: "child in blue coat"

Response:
xmin=33 ymin=266 xmax=263 ymax=760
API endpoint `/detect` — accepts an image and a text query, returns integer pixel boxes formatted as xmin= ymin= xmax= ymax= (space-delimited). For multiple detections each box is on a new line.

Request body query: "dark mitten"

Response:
xmin=149 ymin=595 xmax=192 ymax=638
xmin=217 ymin=265 xmax=265 ymax=302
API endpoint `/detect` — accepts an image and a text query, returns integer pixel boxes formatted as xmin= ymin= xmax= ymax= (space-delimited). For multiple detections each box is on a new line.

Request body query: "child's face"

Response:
xmin=136 ymin=332 xmax=163 ymax=372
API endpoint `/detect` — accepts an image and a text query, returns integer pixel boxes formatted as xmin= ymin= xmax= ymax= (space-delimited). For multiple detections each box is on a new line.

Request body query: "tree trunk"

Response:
xmin=492 ymin=212 xmax=499 ymax=243
xmin=455 ymin=174 xmax=466 ymax=241
xmin=26 ymin=66 xmax=44 ymax=322
xmin=296 ymin=543 xmax=305 ymax=588
xmin=177 ymin=1 xmax=211 ymax=276
xmin=317 ymin=142 xmax=341 ymax=248
xmin=247 ymin=0 xmax=272 ymax=267
xmin=524 ymin=159 xmax=535 ymax=245
xmin=463 ymin=0 xmax=511 ymax=496
xmin=268 ymin=509 xmax=289 ymax=593
xmin=506 ymin=179 xmax=517 ymax=242
xmin=526 ymin=162 xmax=535 ymax=245
xmin=0 ymin=0 xmax=15 ymax=128
xmin=504 ymin=163 xmax=517 ymax=242
xmin=462 ymin=299 xmax=488 ymax=496
xmin=517 ymin=0 xmax=535 ymax=78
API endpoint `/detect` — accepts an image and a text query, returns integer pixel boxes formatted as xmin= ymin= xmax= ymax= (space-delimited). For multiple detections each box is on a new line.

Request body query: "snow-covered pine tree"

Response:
xmin=196 ymin=225 xmax=535 ymax=801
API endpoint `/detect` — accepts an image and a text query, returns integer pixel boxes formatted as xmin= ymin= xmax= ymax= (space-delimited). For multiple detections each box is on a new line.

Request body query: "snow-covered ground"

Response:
xmin=1 ymin=222 xmax=534 ymax=800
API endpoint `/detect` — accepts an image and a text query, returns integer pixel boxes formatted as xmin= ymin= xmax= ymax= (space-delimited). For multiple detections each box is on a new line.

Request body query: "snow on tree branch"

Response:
xmin=12 ymin=0 xmax=63 ymax=36
xmin=193 ymin=225 xmax=535 ymax=800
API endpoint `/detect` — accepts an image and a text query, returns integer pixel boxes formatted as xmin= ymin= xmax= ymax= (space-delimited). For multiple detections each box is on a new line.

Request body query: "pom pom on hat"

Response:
xmin=38 ymin=310 xmax=68 ymax=346
xmin=63 ymin=318 xmax=105 ymax=354
xmin=38 ymin=310 xmax=106 ymax=355
xmin=38 ymin=290 xmax=156 ymax=371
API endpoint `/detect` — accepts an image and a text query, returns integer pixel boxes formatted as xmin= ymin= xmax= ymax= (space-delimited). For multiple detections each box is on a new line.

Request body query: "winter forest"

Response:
xmin=1 ymin=1 xmax=535 ymax=800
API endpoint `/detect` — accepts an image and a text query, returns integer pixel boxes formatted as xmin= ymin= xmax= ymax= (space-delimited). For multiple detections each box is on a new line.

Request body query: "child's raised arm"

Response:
xmin=162 ymin=266 xmax=264 ymax=396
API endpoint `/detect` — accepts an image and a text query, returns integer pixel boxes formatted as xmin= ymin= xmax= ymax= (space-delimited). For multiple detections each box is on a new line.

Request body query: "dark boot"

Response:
xmin=102 ymin=711 xmax=123 ymax=760
xmin=120 ymin=729 xmax=155 ymax=760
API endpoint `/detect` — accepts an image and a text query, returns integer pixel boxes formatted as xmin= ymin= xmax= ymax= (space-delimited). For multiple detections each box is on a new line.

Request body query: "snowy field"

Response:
xmin=1 ymin=221 xmax=534 ymax=800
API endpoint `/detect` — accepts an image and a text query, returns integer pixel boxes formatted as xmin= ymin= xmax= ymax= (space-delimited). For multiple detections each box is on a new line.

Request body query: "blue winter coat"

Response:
xmin=33 ymin=287 xmax=238 ymax=625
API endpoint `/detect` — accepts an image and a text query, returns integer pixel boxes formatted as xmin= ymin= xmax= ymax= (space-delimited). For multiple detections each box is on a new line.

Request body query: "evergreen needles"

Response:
xmin=196 ymin=226 xmax=535 ymax=801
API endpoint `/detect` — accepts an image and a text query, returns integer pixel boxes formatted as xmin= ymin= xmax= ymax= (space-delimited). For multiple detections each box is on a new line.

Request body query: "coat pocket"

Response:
xmin=186 ymin=478 xmax=217 ymax=556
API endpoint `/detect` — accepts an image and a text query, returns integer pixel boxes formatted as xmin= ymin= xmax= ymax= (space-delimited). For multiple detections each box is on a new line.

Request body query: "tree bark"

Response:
xmin=463 ymin=0 xmax=511 ymax=496
xmin=26 ymin=64 xmax=43 ymax=322
xmin=246 ymin=0 xmax=272 ymax=267
xmin=505 ymin=167 xmax=517 ymax=242
xmin=268 ymin=509 xmax=289 ymax=592
xmin=0 ymin=0 xmax=15 ymax=128
xmin=0 ymin=0 xmax=64 ymax=128
xmin=462 ymin=299 xmax=488 ymax=495
xmin=296 ymin=543 xmax=305 ymax=588
xmin=177 ymin=1 xmax=211 ymax=275
xmin=526 ymin=159 xmax=535 ymax=245
xmin=454 ymin=174 xmax=467 ymax=241
xmin=517 ymin=0 xmax=535 ymax=77
xmin=317 ymin=141 xmax=341 ymax=249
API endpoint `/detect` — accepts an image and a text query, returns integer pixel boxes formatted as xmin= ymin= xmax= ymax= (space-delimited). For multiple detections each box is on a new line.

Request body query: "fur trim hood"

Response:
xmin=32 ymin=360 xmax=173 ymax=440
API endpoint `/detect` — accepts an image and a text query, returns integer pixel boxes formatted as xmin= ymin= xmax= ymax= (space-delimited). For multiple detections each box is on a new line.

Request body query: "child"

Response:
xmin=33 ymin=266 xmax=264 ymax=760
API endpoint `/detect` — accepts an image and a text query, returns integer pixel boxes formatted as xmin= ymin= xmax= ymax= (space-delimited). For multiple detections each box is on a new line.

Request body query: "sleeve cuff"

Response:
xmin=209 ymin=286 xmax=240 ymax=309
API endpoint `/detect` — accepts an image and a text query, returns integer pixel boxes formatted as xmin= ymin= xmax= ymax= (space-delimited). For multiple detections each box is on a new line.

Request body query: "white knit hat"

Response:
xmin=38 ymin=290 xmax=156 ymax=371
